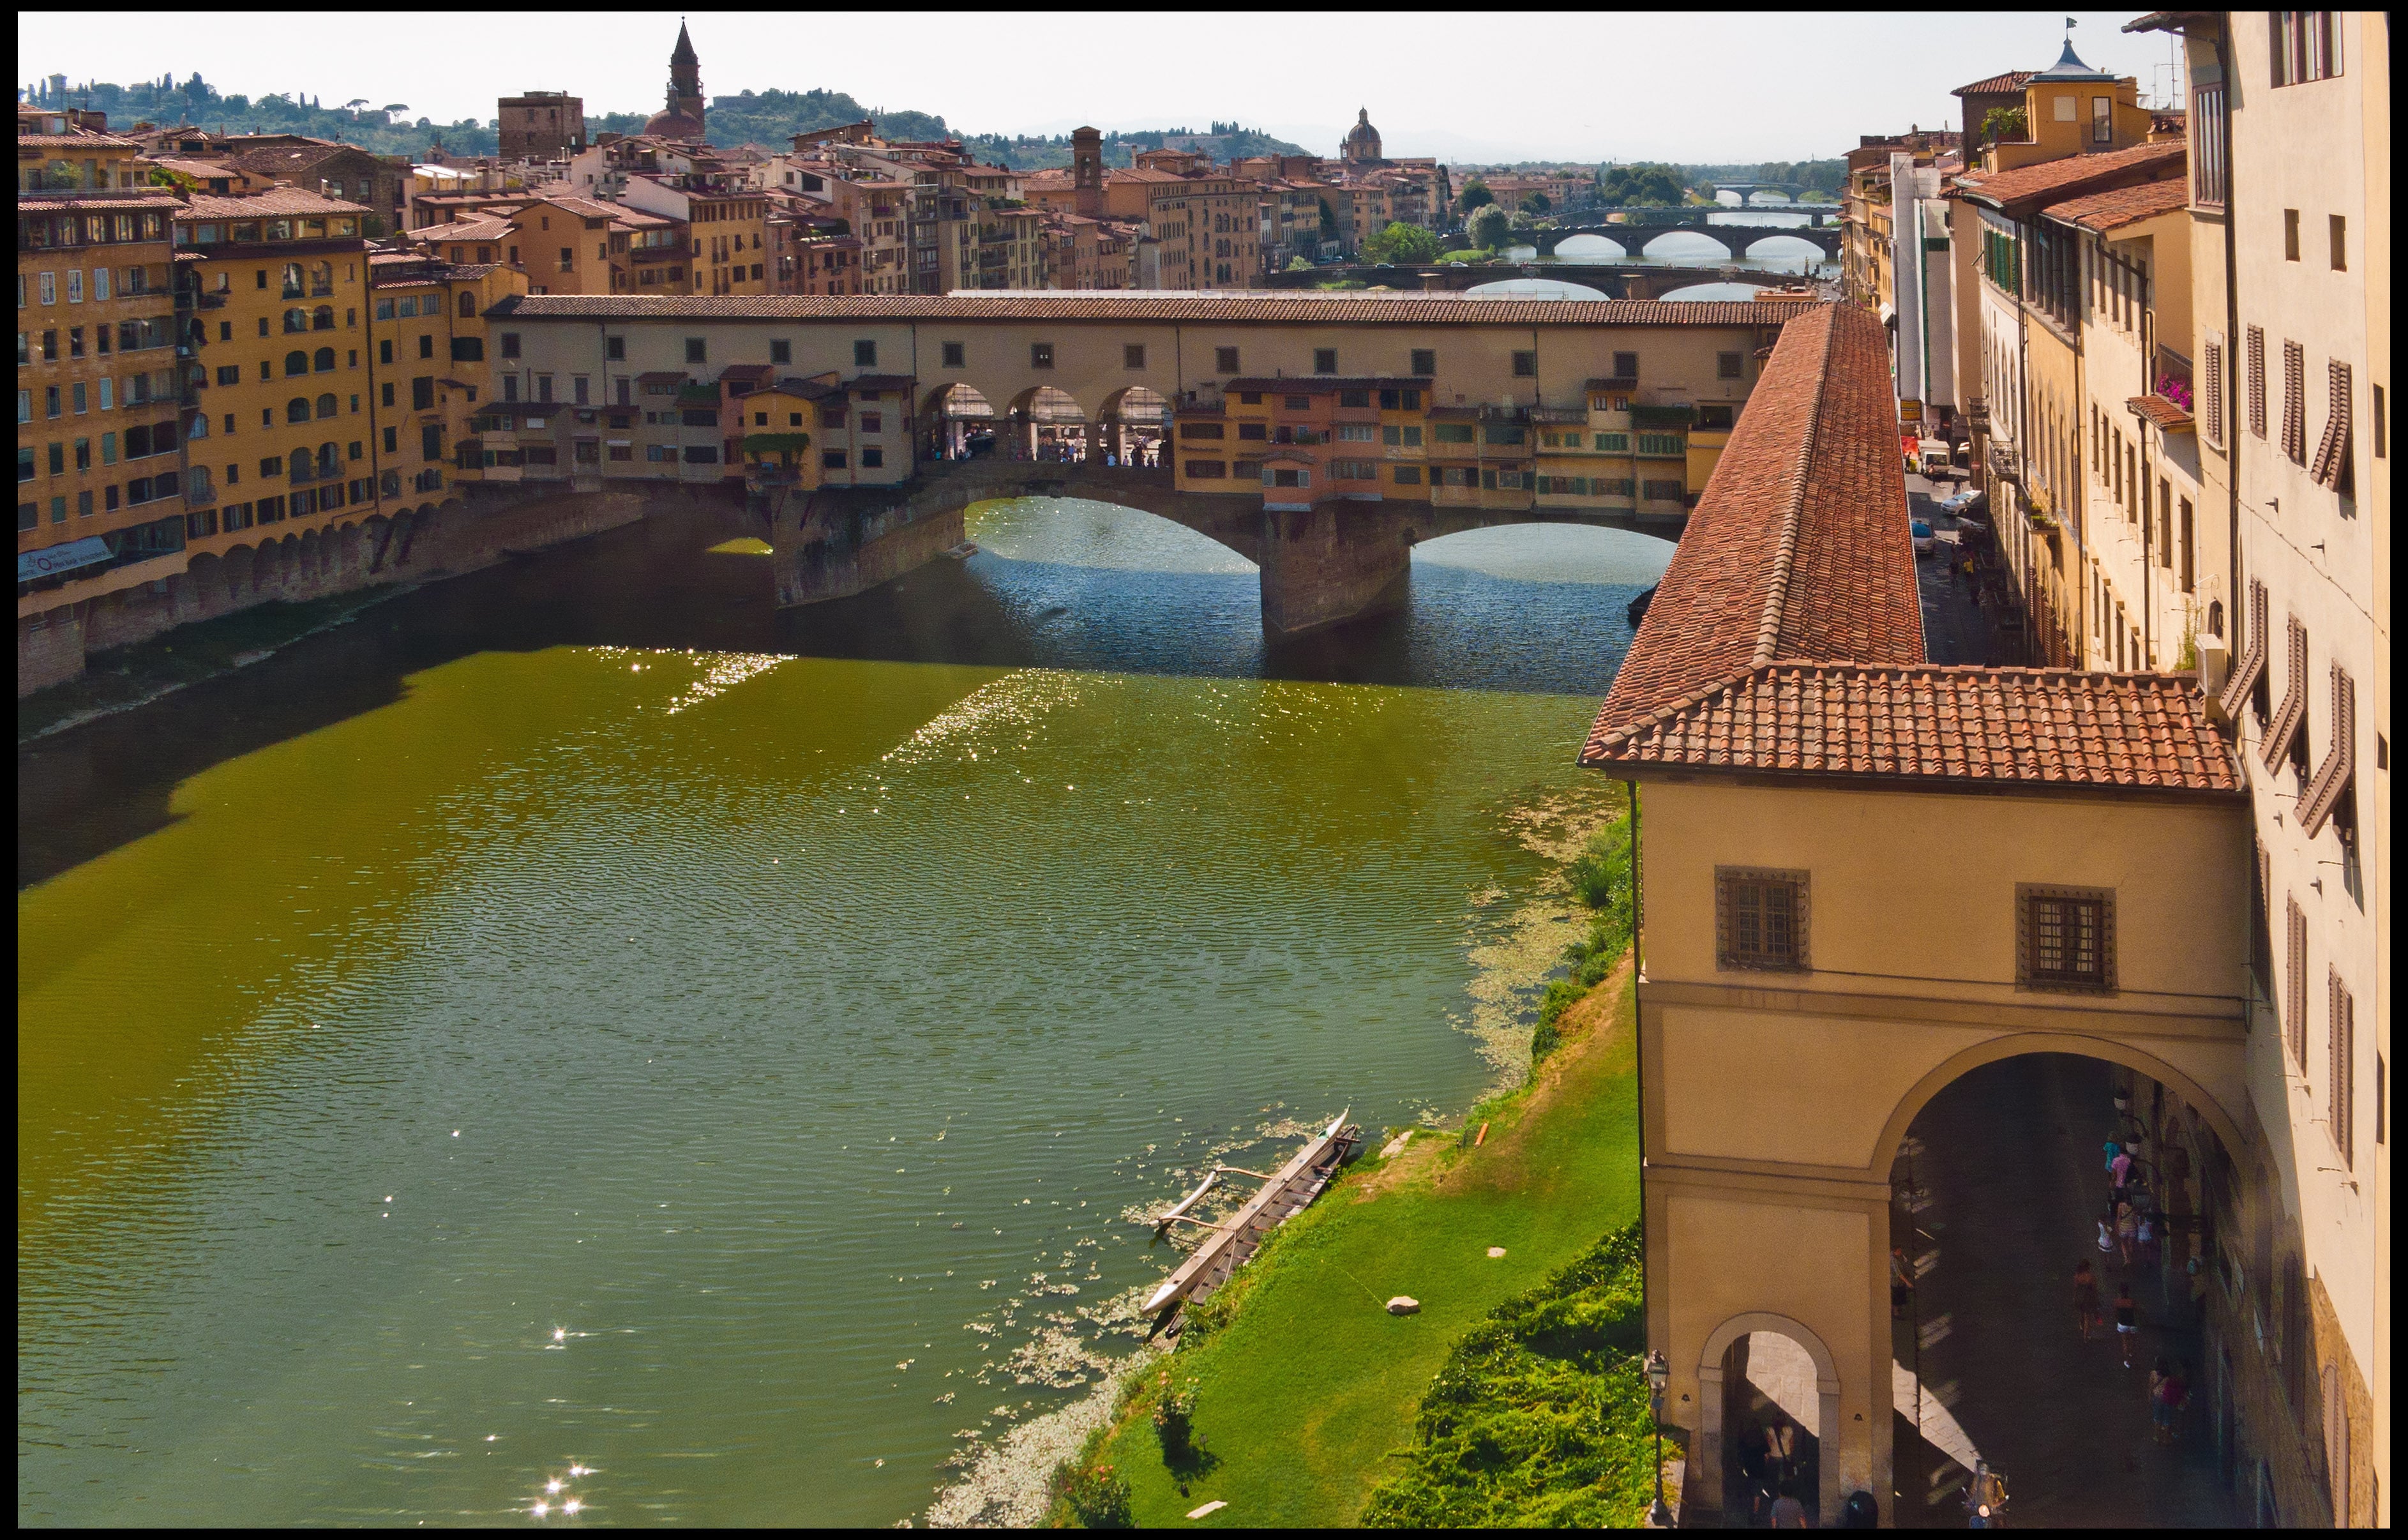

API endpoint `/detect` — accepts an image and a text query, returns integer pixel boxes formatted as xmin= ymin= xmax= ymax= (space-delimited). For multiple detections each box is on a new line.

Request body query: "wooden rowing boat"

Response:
xmin=1138 ymin=1110 xmax=1360 ymax=1332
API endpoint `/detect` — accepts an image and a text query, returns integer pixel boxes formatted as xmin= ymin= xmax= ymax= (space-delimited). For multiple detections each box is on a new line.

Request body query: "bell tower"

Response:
xmin=1072 ymin=126 xmax=1103 ymax=218
xmin=666 ymin=20 xmax=703 ymax=125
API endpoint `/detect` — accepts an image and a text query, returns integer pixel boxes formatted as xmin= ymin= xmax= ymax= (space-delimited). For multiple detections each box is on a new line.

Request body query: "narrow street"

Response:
xmin=1904 ymin=466 xmax=2016 ymax=668
xmin=1889 ymin=1055 xmax=2239 ymax=1528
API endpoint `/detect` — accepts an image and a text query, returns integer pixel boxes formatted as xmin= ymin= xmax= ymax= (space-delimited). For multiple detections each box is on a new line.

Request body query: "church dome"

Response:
xmin=645 ymin=107 xmax=707 ymax=140
xmin=1342 ymin=108 xmax=1381 ymax=162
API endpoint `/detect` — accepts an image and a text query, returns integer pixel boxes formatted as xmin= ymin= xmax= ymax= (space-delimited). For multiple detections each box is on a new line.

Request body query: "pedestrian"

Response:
xmin=2097 ymin=1208 xmax=2118 ymax=1262
xmin=2137 ymin=1209 xmax=2160 ymax=1269
xmin=2114 ymin=1281 xmax=2139 ymax=1368
xmin=2167 ymin=1358 xmax=2192 ymax=1437
xmin=2186 ymin=1255 xmax=2209 ymax=1320
xmin=1890 ymin=1246 xmax=1915 ymax=1319
xmin=2149 ymin=1356 xmax=2177 ymax=1443
xmin=2102 ymin=1136 xmax=2122 ymax=1174
xmin=2116 ymin=1202 xmax=2140 ymax=1267
xmin=2109 ymin=1145 xmax=2133 ymax=1194
xmin=2073 ymin=1258 xmax=2102 ymax=1340
xmin=1770 ymin=1479 xmax=1809 ymax=1528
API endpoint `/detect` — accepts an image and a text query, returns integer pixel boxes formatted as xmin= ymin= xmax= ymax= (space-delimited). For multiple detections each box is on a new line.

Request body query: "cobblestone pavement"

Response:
xmin=1889 ymin=1054 xmax=2239 ymax=1528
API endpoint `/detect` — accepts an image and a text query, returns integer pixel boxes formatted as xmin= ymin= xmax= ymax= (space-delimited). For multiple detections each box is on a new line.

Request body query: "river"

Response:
xmin=15 ymin=498 xmax=1671 ymax=1525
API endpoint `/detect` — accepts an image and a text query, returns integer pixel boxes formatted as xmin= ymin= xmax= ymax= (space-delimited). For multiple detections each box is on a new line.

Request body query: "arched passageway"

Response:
xmin=1095 ymin=386 xmax=1169 ymax=469
xmin=1004 ymin=386 xmax=1090 ymax=464
xmin=1885 ymin=1052 xmax=2243 ymax=1529
xmin=1699 ymin=1313 xmax=1842 ymax=1527
xmin=922 ymin=382 xmax=995 ymax=462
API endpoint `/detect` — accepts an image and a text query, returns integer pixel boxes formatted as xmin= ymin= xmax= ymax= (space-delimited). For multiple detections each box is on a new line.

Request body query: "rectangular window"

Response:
xmin=2021 ymin=887 xmax=2114 ymax=990
xmin=1030 ymin=342 xmax=1054 ymax=369
xmin=821 ymin=448 xmax=847 ymax=470
xmin=1124 ymin=343 xmax=1147 ymax=369
xmin=1641 ymin=477 xmax=1685 ymax=501
xmin=1717 ymin=352 xmax=1743 ymax=381
xmin=1313 ymin=349 xmax=1337 ymax=374
xmin=2328 ymin=214 xmax=2347 ymax=271
xmin=1184 ymin=459 xmax=1226 ymax=479
xmin=1391 ymin=464 xmax=1422 ymax=485
xmin=1597 ymin=432 xmax=1630 ymax=451
xmin=685 ymin=337 xmax=706 ymax=365
xmin=2282 ymin=340 xmax=2307 ymax=464
xmin=1613 ymin=351 xmax=1639 ymax=380
xmin=421 ymin=424 xmax=443 ymax=461
xmin=413 ymin=377 xmax=435 ymax=411
xmin=1336 ymin=423 xmax=1376 ymax=442
xmin=942 ymin=341 xmax=966 ymax=368
xmin=1179 ymin=421 xmax=1225 ymax=441
xmin=1433 ymin=423 xmax=1475 ymax=444
xmin=1215 ymin=346 xmax=1240 ymax=374
xmin=2284 ymin=209 xmax=2301 ymax=262
xmin=2201 ymin=339 xmax=2226 ymax=445
xmin=854 ymin=339 xmax=877 ymax=367
xmin=1716 ymin=868 xmax=1807 ymax=971
xmin=681 ymin=445 xmax=718 ymax=465
xmin=861 ymin=446 xmax=884 ymax=469
xmin=2092 ymin=94 xmax=2113 ymax=144
xmin=1636 ymin=432 xmax=1683 ymax=457
xmin=501 ymin=332 xmax=521 ymax=359
xmin=1410 ymin=348 xmax=1436 ymax=377
xmin=2192 ymin=82 xmax=2228 ymax=206
xmin=1511 ymin=350 xmax=1537 ymax=378
xmin=2179 ymin=499 xmax=2195 ymax=591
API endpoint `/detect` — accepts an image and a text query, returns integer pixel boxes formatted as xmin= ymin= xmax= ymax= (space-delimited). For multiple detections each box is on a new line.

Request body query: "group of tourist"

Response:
xmin=2084 ymin=1128 xmax=2193 ymax=1431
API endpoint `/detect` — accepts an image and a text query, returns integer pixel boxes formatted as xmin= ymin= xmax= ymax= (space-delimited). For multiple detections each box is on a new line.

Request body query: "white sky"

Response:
xmin=15 ymin=11 xmax=2186 ymax=165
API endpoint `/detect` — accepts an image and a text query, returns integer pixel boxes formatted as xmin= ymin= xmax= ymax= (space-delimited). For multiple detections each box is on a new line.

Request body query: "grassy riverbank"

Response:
xmin=1053 ymin=950 xmax=1641 ymax=1527
xmin=17 ymin=587 xmax=411 ymax=743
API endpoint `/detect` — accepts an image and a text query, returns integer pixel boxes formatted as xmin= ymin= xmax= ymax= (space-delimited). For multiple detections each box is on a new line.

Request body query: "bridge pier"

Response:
xmin=1256 ymin=503 xmax=1415 ymax=635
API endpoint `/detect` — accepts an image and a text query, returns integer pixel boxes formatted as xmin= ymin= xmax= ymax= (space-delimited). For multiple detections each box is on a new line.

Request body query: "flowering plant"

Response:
xmin=2156 ymin=374 xmax=2194 ymax=414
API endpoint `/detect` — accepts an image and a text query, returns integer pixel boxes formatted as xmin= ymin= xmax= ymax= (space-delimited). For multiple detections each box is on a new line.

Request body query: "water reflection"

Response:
xmin=17 ymin=495 xmax=1670 ymax=1527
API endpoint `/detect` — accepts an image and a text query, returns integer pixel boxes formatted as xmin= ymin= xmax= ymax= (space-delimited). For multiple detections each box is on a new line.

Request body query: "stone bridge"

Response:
xmin=766 ymin=458 xmax=1684 ymax=635
xmin=1535 ymin=220 xmax=1842 ymax=262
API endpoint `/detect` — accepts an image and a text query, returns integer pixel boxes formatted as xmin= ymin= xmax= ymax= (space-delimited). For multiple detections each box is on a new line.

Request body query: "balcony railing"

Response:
xmin=2153 ymin=344 xmax=2195 ymax=415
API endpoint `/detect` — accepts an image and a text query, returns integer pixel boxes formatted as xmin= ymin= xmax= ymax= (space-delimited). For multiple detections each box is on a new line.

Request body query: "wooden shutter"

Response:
xmin=2282 ymin=340 xmax=2308 ymax=464
xmin=2328 ymin=970 xmax=2354 ymax=1168
xmin=2285 ymin=895 xmax=2308 ymax=1068
xmin=2301 ymin=665 xmax=2356 ymax=837
xmin=2202 ymin=339 xmax=2225 ymax=444
xmin=2261 ymin=615 xmax=2308 ymax=772
xmin=2219 ymin=579 xmax=2268 ymax=720
xmin=2310 ymin=359 xmax=2352 ymax=488
xmin=2246 ymin=326 xmax=2266 ymax=438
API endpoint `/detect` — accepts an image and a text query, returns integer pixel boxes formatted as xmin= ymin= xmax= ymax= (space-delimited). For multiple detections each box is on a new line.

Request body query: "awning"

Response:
xmin=17 ymin=536 xmax=114 ymax=583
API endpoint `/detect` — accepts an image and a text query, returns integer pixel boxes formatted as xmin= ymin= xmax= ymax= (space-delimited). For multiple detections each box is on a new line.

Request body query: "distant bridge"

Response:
xmin=1260 ymin=262 xmax=1810 ymax=301
xmin=1712 ymin=180 xmax=1807 ymax=199
xmin=1534 ymin=220 xmax=1842 ymax=262
xmin=771 ymin=458 xmax=1685 ymax=635
xmin=1581 ymin=205 xmax=1843 ymax=227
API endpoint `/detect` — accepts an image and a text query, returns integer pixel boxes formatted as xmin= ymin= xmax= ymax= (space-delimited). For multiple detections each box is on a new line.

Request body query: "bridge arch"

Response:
xmin=1637 ymin=229 xmax=1741 ymax=262
xmin=922 ymin=381 xmax=997 ymax=461
xmin=1739 ymin=232 xmax=1829 ymax=265
xmin=1094 ymin=386 xmax=1170 ymax=468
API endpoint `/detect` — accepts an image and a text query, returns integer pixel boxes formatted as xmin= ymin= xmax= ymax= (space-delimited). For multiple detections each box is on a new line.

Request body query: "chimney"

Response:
xmin=1072 ymin=125 xmax=1102 ymax=219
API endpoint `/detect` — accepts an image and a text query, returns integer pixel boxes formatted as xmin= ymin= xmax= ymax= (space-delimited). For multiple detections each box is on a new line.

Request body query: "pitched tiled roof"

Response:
xmin=1581 ymin=663 xmax=2240 ymax=795
xmin=177 ymin=188 xmax=372 ymax=219
xmin=1953 ymin=69 xmax=2038 ymax=98
xmin=1954 ymin=140 xmax=2185 ymax=211
xmin=486 ymin=293 xmax=1799 ymax=328
xmin=1585 ymin=303 xmax=1921 ymax=743
xmin=411 ymin=215 xmax=515 ymax=245
xmin=2044 ymin=177 xmax=2190 ymax=232
xmin=2126 ymin=394 xmax=2194 ymax=430
xmin=17 ymin=192 xmax=182 ymax=213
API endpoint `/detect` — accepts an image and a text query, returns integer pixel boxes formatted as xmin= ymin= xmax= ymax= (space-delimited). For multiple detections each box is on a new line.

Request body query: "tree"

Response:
xmin=1365 ymin=221 xmax=1440 ymax=264
xmin=1595 ymin=163 xmax=1687 ymax=208
xmin=1507 ymin=208 xmax=1535 ymax=231
xmin=1286 ymin=255 xmax=1313 ymax=271
xmin=1457 ymin=179 xmax=1494 ymax=213
xmin=1980 ymin=106 xmax=2028 ymax=146
xmin=1523 ymin=191 xmax=1551 ymax=215
xmin=1466 ymin=204 xmax=1509 ymax=252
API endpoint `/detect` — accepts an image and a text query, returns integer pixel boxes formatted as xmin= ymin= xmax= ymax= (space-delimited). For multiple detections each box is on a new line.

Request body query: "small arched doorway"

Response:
xmin=1697 ymin=1311 xmax=1841 ymax=1527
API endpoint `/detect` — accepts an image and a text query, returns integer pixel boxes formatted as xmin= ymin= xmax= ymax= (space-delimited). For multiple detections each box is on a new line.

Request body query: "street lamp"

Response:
xmin=1644 ymin=1349 xmax=1673 ymax=1528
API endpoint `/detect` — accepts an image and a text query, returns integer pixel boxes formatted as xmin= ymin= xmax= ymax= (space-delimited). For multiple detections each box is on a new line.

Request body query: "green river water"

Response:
xmin=17 ymin=499 xmax=1668 ymax=1525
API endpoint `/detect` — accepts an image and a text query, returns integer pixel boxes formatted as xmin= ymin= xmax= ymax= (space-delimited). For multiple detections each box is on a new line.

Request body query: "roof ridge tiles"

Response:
xmin=1751 ymin=306 xmax=1837 ymax=668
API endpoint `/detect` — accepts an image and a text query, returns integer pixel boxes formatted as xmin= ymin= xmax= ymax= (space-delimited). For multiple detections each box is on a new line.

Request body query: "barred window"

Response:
xmin=2019 ymin=886 xmax=2115 ymax=992
xmin=1717 ymin=869 xmax=1806 ymax=971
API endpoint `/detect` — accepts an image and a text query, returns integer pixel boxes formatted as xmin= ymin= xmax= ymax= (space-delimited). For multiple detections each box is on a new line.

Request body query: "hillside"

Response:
xmin=24 ymin=73 xmax=1302 ymax=170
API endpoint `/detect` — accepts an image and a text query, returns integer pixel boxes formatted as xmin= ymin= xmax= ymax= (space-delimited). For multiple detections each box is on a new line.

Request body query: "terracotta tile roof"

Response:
xmin=1954 ymin=140 xmax=2185 ymax=210
xmin=2043 ymin=177 xmax=2190 ymax=231
xmin=1581 ymin=663 xmax=2241 ymax=796
xmin=177 ymin=188 xmax=372 ymax=219
xmin=411 ymin=216 xmax=515 ymax=245
xmin=1585 ymin=303 xmax=1920 ymax=744
xmin=1953 ymin=68 xmax=2038 ymax=98
xmin=17 ymin=192 xmax=182 ymax=213
xmin=487 ymin=293 xmax=1799 ymax=328
xmin=2126 ymin=393 xmax=2195 ymax=430
xmin=1225 ymin=376 xmax=1432 ymax=394
xmin=16 ymin=132 xmax=140 ymax=148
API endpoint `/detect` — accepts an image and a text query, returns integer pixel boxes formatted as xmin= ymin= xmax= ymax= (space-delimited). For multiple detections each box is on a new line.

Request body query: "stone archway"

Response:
xmin=1095 ymin=386 xmax=1170 ymax=469
xmin=922 ymin=382 xmax=996 ymax=463
xmin=1003 ymin=385 xmax=1089 ymax=465
xmin=1696 ymin=1311 xmax=1843 ymax=1526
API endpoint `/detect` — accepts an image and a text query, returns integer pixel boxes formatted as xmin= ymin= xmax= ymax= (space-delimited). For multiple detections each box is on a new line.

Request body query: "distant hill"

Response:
xmin=24 ymin=73 xmax=1303 ymax=170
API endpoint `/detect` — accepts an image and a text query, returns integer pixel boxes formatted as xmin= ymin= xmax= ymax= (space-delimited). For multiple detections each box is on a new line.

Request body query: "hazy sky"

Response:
xmin=17 ymin=11 xmax=2186 ymax=164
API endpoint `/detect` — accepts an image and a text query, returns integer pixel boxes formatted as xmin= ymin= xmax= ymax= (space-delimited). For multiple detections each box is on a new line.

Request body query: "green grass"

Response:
xmin=1072 ymin=963 xmax=1639 ymax=1527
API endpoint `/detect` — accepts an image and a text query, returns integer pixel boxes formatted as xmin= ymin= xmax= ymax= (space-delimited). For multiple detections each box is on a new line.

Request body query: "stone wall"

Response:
xmin=19 ymin=481 xmax=691 ymax=699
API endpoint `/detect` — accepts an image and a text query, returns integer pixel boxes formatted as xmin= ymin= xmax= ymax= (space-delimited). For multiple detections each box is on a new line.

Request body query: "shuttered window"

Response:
xmin=2282 ymin=339 xmax=2308 ymax=464
xmin=2246 ymin=326 xmax=2267 ymax=438
xmin=2020 ymin=887 xmax=2114 ymax=991
xmin=2285 ymin=895 xmax=2308 ymax=1069
xmin=2328 ymin=970 xmax=2354 ymax=1168
xmin=2201 ymin=338 xmax=2225 ymax=444
xmin=2262 ymin=615 xmax=2309 ymax=773
xmin=2309 ymin=359 xmax=2353 ymax=490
